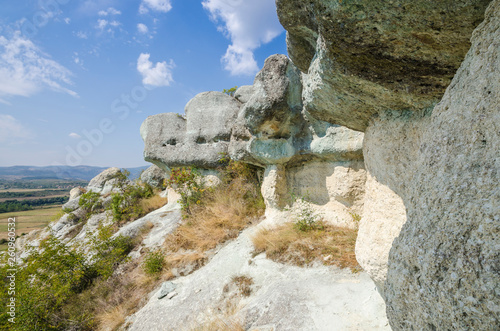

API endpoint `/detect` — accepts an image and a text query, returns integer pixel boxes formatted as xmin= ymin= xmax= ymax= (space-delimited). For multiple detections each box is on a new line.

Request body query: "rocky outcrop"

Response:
xmin=278 ymin=0 xmax=499 ymax=328
xmin=380 ymin=3 xmax=499 ymax=328
xmin=140 ymin=164 xmax=168 ymax=188
xmin=276 ymin=0 xmax=491 ymax=132
xmin=87 ymin=167 xmax=129 ymax=195
xmin=126 ymin=226 xmax=389 ymax=330
xmin=141 ymin=92 xmax=241 ymax=170
xmin=141 ymin=54 xmax=366 ymax=227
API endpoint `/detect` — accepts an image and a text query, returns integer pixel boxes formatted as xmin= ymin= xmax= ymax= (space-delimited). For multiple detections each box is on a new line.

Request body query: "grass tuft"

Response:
xmin=252 ymin=222 xmax=361 ymax=272
xmin=164 ymin=177 xmax=264 ymax=271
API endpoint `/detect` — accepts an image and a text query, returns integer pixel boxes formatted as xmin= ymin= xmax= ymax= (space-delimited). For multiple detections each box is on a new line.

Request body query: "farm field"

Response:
xmin=0 ymin=206 xmax=63 ymax=251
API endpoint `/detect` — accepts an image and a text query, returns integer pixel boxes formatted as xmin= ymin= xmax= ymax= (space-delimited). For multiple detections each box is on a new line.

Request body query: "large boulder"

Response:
xmin=277 ymin=0 xmax=499 ymax=328
xmin=87 ymin=167 xmax=128 ymax=195
xmin=140 ymin=164 xmax=168 ymax=188
xmin=276 ymin=0 xmax=491 ymax=131
xmin=141 ymin=92 xmax=241 ymax=169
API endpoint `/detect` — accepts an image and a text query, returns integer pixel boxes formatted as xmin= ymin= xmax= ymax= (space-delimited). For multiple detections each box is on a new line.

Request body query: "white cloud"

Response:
xmin=69 ymin=132 xmax=81 ymax=139
xmin=137 ymin=53 xmax=174 ymax=87
xmin=97 ymin=19 xmax=108 ymax=30
xmin=64 ymin=17 xmax=71 ymax=24
xmin=202 ymin=0 xmax=284 ymax=75
xmin=76 ymin=31 xmax=88 ymax=39
xmin=0 ymin=32 xmax=77 ymax=100
xmin=0 ymin=115 xmax=32 ymax=143
xmin=137 ymin=23 xmax=149 ymax=34
xmin=139 ymin=0 xmax=172 ymax=14
xmin=98 ymin=7 xmax=121 ymax=16
xmin=96 ymin=19 xmax=121 ymax=32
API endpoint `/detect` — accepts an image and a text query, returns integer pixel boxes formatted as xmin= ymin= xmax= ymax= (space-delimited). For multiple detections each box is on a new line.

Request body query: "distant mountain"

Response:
xmin=0 ymin=165 xmax=149 ymax=181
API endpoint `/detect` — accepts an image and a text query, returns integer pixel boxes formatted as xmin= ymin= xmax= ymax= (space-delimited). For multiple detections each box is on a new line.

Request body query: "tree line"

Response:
xmin=0 ymin=197 xmax=69 ymax=213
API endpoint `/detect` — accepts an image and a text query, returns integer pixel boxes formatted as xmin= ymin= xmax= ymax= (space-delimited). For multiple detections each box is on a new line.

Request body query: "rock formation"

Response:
xmin=138 ymin=0 xmax=499 ymax=327
xmin=141 ymin=54 xmax=366 ymax=227
xmin=140 ymin=0 xmax=498 ymax=328
xmin=276 ymin=0 xmax=491 ymax=131
xmin=276 ymin=0 xmax=499 ymax=328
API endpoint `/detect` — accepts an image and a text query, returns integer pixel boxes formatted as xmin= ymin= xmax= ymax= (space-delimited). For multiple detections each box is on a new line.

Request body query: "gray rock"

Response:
xmin=158 ymin=281 xmax=177 ymax=299
xmin=229 ymin=54 xmax=363 ymax=167
xmin=234 ymin=85 xmax=254 ymax=103
xmin=277 ymin=0 xmax=490 ymax=131
xmin=141 ymin=92 xmax=241 ymax=169
xmin=62 ymin=198 xmax=80 ymax=212
xmin=378 ymin=3 xmax=500 ymax=328
xmin=113 ymin=203 xmax=182 ymax=249
xmin=237 ymin=54 xmax=303 ymax=139
xmin=69 ymin=187 xmax=85 ymax=200
xmin=87 ymin=167 xmax=129 ymax=194
xmin=140 ymin=164 xmax=168 ymax=188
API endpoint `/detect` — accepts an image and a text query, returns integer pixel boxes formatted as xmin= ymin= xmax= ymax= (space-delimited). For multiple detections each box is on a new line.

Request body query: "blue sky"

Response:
xmin=0 ymin=0 xmax=286 ymax=168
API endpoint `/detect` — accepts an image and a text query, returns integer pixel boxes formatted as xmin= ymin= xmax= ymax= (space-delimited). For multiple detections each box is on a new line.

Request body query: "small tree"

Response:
xmin=222 ymin=86 xmax=238 ymax=97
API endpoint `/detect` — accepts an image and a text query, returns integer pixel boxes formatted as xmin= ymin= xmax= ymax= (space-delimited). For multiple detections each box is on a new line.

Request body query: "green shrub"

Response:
xmin=166 ymin=167 xmax=205 ymax=215
xmin=142 ymin=250 xmax=165 ymax=275
xmin=79 ymin=190 xmax=103 ymax=220
xmin=0 ymin=226 xmax=133 ymax=330
xmin=222 ymin=86 xmax=237 ymax=96
xmin=109 ymin=183 xmax=154 ymax=223
xmin=293 ymin=199 xmax=324 ymax=232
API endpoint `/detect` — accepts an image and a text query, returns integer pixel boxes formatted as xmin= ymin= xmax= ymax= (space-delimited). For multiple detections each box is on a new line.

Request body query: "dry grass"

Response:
xmin=139 ymin=195 xmax=168 ymax=214
xmin=97 ymin=305 xmax=126 ymax=331
xmin=164 ymin=178 xmax=264 ymax=271
xmin=188 ymin=299 xmax=245 ymax=331
xmin=252 ymin=222 xmax=361 ymax=272
xmin=230 ymin=275 xmax=254 ymax=297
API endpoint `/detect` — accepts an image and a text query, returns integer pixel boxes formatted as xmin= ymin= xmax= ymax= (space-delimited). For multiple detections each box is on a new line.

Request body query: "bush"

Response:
xmin=290 ymin=198 xmax=324 ymax=232
xmin=166 ymin=167 xmax=205 ymax=215
xmin=0 ymin=226 xmax=134 ymax=330
xmin=222 ymin=86 xmax=238 ymax=96
xmin=109 ymin=183 xmax=155 ymax=224
xmin=142 ymin=250 xmax=166 ymax=275
xmin=79 ymin=190 xmax=103 ymax=220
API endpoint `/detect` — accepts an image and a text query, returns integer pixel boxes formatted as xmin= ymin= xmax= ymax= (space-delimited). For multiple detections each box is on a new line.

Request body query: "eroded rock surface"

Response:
xmin=277 ymin=0 xmax=499 ymax=328
xmin=141 ymin=54 xmax=366 ymax=227
xmin=379 ymin=3 xmax=499 ymax=328
xmin=126 ymin=226 xmax=390 ymax=331
xmin=141 ymin=92 xmax=241 ymax=169
xmin=277 ymin=0 xmax=491 ymax=131
xmin=140 ymin=164 xmax=168 ymax=188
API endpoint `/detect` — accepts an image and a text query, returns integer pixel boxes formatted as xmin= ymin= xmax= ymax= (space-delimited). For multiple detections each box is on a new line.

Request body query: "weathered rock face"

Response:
xmin=355 ymin=173 xmax=406 ymax=293
xmin=279 ymin=0 xmax=499 ymax=328
xmin=140 ymin=164 xmax=168 ymax=188
xmin=230 ymin=54 xmax=364 ymax=167
xmin=141 ymin=91 xmax=241 ymax=169
xmin=276 ymin=0 xmax=491 ymax=131
xmin=141 ymin=54 xmax=366 ymax=227
xmin=87 ymin=167 xmax=128 ymax=195
xmin=381 ymin=3 xmax=499 ymax=328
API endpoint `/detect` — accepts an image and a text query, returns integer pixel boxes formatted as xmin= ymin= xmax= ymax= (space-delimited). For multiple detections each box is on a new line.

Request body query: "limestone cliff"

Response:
xmin=138 ymin=0 xmax=498 ymax=328
xmin=141 ymin=54 xmax=366 ymax=228
xmin=277 ymin=0 xmax=499 ymax=329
